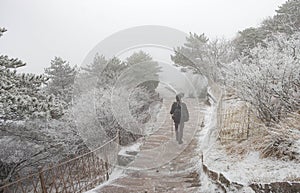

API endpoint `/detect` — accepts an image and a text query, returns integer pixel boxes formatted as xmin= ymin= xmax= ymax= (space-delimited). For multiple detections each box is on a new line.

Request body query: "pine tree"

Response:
xmin=97 ymin=56 xmax=127 ymax=92
xmin=126 ymin=50 xmax=152 ymax=65
xmin=171 ymin=33 xmax=209 ymax=74
xmin=125 ymin=51 xmax=161 ymax=91
xmin=0 ymin=27 xmax=7 ymax=37
xmin=0 ymin=29 xmax=63 ymax=121
xmin=233 ymin=27 xmax=267 ymax=56
xmin=44 ymin=57 xmax=77 ymax=105
xmin=81 ymin=53 xmax=107 ymax=78
xmin=272 ymin=0 xmax=300 ymax=34
xmin=73 ymin=54 xmax=106 ymax=97
xmin=235 ymin=0 xmax=300 ymax=56
xmin=171 ymin=33 xmax=232 ymax=82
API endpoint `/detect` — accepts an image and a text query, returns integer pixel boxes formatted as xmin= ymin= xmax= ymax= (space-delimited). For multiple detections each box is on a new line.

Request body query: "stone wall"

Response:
xmin=250 ymin=182 xmax=300 ymax=193
xmin=201 ymin=155 xmax=300 ymax=193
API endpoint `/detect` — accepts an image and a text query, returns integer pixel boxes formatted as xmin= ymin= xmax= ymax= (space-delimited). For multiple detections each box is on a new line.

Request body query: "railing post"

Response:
xmin=118 ymin=129 xmax=121 ymax=145
xmin=38 ymin=166 xmax=47 ymax=193
xmin=105 ymin=162 xmax=109 ymax=181
xmin=247 ymin=108 xmax=250 ymax=139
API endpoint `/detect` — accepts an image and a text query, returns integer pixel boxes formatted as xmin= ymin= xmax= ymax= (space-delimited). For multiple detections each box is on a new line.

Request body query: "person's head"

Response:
xmin=176 ymin=95 xmax=180 ymax=102
xmin=176 ymin=93 xmax=183 ymax=102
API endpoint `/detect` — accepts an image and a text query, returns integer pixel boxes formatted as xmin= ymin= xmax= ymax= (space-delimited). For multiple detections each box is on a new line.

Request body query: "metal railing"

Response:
xmin=0 ymin=133 xmax=119 ymax=193
xmin=216 ymin=90 xmax=251 ymax=143
xmin=217 ymin=102 xmax=250 ymax=142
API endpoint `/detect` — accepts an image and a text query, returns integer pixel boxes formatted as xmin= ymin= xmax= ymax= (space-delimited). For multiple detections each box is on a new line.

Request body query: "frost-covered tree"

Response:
xmin=0 ymin=28 xmax=7 ymax=37
xmin=171 ymin=33 xmax=233 ymax=82
xmin=81 ymin=51 xmax=160 ymax=93
xmin=0 ymin=30 xmax=63 ymax=121
xmin=74 ymin=52 xmax=162 ymax=146
xmin=171 ymin=33 xmax=209 ymax=74
xmin=76 ymin=55 xmax=126 ymax=130
xmin=93 ymin=56 xmax=127 ymax=93
xmin=233 ymin=27 xmax=267 ymax=56
xmin=126 ymin=50 xmax=152 ymax=66
xmin=73 ymin=54 xmax=106 ymax=97
xmin=234 ymin=0 xmax=300 ymax=58
xmin=76 ymin=54 xmax=110 ymax=95
xmin=0 ymin=118 xmax=86 ymax=185
xmin=0 ymin=29 xmax=76 ymax=186
xmin=81 ymin=53 xmax=107 ymax=79
xmin=125 ymin=51 xmax=161 ymax=91
xmin=73 ymin=84 xmax=156 ymax=146
xmin=128 ymin=86 xmax=155 ymax=124
xmin=44 ymin=57 xmax=77 ymax=105
xmin=262 ymin=0 xmax=300 ymax=35
xmin=226 ymin=32 xmax=300 ymax=123
xmin=206 ymin=38 xmax=235 ymax=83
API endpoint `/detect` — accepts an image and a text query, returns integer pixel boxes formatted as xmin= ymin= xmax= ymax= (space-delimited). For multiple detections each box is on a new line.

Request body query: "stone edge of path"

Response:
xmin=201 ymin=154 xmax=300 ymax=193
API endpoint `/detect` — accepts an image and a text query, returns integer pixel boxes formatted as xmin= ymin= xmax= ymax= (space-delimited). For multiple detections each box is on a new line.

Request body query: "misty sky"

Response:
xmin=0 ymin=0 xmax=286 ymax=74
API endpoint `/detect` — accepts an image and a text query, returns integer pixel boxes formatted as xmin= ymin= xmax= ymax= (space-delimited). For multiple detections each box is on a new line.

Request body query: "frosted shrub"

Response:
xmin=226 ymin=33 xmax=300 ymax=123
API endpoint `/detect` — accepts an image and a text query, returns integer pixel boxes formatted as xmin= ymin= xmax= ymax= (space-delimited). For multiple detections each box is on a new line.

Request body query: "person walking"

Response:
xmin=170 ymin=93 xmax=189 ymax=144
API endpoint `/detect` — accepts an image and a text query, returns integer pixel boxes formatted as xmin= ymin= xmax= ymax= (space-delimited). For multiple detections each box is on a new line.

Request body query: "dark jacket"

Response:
xmin=170 ymin=102 xmax=189 ymax=123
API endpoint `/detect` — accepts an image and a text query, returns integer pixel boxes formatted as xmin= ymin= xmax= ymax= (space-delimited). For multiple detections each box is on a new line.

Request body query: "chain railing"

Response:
xmin=0 ymin=132 xmax=120 ymax=193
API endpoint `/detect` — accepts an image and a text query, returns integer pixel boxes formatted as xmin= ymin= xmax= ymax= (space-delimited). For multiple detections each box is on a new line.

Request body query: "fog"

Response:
xmin=0 ymin=0 xmax=286 ymax=74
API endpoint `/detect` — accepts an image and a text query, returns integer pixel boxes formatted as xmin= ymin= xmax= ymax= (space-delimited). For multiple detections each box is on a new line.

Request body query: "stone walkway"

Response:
xmin=90 ymin=98 xmax=206 ymax=193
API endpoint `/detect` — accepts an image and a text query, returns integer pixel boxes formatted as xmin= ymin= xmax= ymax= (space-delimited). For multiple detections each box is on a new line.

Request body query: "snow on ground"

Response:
xmin=118 ymin=141 xmax=142 ymax=156
xmin=296 ymin=139 xmax=300 ymax=156
xmin=85 ymin=96 xmax=299 ymax=192
xmin=197 ymin=102 xmax=218 ymax=153
xmin=196 ymin=104 xmax=224 ymax=192
xmin=205 ymin=147 xmax=300 ymax=184
xmin=83 ymin=137 xmax=142 ymax=193
xmin=144 ymin=101 xmax=165 ymax=135
xmin=85 ymin=168 xmax=126 ymax=193
xmin=198 ymin=98 xmax=300 ymax=186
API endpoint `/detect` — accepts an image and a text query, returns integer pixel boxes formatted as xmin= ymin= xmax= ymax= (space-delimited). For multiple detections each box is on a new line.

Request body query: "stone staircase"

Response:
xmin=89 ymin=98 xmax=207 ymax=193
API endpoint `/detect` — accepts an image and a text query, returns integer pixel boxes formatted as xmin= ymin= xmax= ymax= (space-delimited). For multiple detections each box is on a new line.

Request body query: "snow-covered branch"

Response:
xmin=225 ymin=32 xmax=300 ymax=123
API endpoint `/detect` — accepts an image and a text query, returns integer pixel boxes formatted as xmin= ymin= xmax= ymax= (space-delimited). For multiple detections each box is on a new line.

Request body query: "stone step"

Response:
xmin=93 ymin=99 xmax=205 ymax=193
xmin=117 ymin=154 xmax=135 ymax=166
